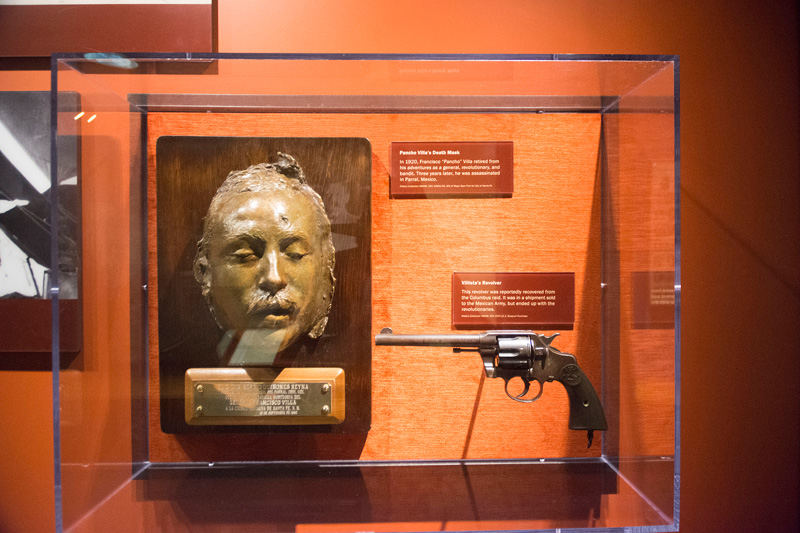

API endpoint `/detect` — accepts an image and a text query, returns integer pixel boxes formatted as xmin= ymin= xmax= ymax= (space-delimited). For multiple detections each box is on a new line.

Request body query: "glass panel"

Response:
xmin=54 ymin=54 xmax=678 ymax=532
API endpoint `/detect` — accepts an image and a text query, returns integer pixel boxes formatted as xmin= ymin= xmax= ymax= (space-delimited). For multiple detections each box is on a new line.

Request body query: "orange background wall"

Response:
xmin=145 ymin=112 xmax=607 ymax=463
xmin=0 ymin=1 xmax=798 ymax=532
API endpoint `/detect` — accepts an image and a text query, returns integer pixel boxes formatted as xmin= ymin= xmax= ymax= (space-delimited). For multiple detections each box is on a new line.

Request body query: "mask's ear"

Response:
xmin=193 ymin=243 xmax=211 ymax=297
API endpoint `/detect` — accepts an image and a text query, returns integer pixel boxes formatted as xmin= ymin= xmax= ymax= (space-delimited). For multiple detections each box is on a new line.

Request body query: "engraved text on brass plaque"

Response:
xmin=185 ymin=368 xmax=345 ymax=425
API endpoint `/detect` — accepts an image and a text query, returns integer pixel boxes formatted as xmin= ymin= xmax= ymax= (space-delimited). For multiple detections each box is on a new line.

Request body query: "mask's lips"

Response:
xmin=248 ymin=296 xmax=296 ymax=327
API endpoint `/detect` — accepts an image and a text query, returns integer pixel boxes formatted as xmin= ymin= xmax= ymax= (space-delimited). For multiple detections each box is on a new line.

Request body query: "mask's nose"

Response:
xmin=257 ymin=249 xmax=286 ymax=294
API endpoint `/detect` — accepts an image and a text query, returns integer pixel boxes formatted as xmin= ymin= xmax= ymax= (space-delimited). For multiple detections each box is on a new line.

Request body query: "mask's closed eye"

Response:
xmin=225 ymin=236 xmax=265 ymax=263
xmin=231 ymin=247 xmax=259 ymax=262
xmin=281 ymin=236 xmax=311 ymax=261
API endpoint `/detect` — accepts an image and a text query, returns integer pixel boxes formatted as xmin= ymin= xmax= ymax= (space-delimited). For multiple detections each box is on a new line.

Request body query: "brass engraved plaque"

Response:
xmin=185 ymin=367 xmax=345 ymax=425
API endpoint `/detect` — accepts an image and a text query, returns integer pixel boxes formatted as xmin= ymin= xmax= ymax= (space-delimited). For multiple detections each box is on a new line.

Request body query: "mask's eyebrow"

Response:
xmin=221 ymin=232 xmax=265 ymax=251
xmin=279 ymin=234 xmax=310 ymax=250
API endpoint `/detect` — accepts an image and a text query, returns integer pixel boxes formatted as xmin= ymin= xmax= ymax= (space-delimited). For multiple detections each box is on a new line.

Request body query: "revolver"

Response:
xmin=375 ymin=328 xmax=608 ymax=447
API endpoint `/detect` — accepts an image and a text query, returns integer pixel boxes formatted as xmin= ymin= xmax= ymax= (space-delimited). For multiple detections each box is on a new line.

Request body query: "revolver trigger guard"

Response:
xmin=504 ymin=377 xmax=544 ymax=404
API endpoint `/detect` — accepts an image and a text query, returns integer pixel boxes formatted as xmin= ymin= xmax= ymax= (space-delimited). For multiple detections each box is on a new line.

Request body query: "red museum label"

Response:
xmin=390 ymin=141 xmax=513 ymax=198
xmin=452 ymin=272 xmax=575 ymax=329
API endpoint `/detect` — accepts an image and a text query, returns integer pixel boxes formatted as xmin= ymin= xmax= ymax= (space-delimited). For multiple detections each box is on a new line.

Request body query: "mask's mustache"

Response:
xmin=247 ymin=293 xmax=296 ymax=316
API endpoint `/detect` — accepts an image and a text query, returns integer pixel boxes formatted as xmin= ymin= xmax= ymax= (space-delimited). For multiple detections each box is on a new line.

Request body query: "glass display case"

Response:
xmin=52 ymin=53 xmax=679 ymax=532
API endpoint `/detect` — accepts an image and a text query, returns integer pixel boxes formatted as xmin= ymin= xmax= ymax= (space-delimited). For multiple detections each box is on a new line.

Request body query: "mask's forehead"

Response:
xmin=210 ymin=189 xmax=324 ymax=247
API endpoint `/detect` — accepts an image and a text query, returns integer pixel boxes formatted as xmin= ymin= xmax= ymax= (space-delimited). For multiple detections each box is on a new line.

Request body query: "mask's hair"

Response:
xmin=193 ymin=153 xmax=335 ymax=337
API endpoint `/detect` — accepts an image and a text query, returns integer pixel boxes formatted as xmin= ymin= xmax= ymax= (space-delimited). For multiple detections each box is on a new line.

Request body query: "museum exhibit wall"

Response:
xmin=0 ymin=1 xmax=798 ymax=532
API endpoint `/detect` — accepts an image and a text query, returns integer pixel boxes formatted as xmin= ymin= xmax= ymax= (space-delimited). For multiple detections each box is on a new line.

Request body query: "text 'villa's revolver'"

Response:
xmin=375 ymin=328 xmax=608 ymax=447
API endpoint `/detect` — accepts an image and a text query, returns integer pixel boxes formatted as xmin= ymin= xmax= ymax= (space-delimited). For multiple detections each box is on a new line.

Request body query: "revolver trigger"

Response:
xmin=518 ymin=378 xmax=531 ymax=398
xmin=504 ymin=377 xmax=544 ymax=404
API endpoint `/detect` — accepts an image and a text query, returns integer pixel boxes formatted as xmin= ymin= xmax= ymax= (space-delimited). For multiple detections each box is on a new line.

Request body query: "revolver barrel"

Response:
xmin=375 ymin=329 xmax=481 ymax=348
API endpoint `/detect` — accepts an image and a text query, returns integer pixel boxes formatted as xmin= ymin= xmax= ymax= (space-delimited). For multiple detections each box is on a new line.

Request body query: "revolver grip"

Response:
xmin=559 ymin=365 xmax=608 ymax=432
